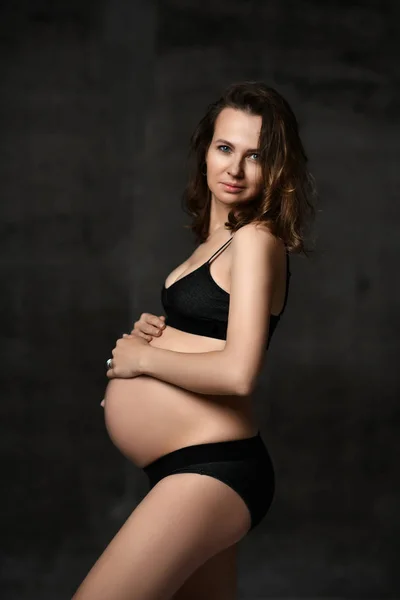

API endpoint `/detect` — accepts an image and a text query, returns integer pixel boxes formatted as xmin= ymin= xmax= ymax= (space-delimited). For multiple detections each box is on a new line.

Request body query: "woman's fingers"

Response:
xmin=144 ymin=315 xmax=166 ymax=335
xmin=132 ymin=314 xmax=166 ymax=337
xmin=152 ymin=315 xmax=166 ymax=335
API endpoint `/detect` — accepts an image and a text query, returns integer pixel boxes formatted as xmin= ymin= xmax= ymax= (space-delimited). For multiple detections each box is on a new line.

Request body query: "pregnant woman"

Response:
xmin=73 ymin=81 xmax=316 ymax=600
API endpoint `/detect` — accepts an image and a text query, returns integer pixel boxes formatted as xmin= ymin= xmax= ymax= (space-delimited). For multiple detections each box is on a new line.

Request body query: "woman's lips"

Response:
xmin=220 ymin=182 xmax=245 ymax=193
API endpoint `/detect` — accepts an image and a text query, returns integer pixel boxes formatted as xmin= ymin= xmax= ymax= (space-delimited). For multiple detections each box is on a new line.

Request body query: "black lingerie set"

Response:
xmin=143 ymin=235 xmax=290 ymax=532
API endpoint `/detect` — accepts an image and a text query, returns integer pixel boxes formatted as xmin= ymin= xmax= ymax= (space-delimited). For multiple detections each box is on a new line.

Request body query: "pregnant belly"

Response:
xmin=103 ymin=376 xmax=202 ymax=467
xmin=103 ymin=327 xmax=256 ymax=468
xmin=103 ymin=375 xmax=256 ymax=468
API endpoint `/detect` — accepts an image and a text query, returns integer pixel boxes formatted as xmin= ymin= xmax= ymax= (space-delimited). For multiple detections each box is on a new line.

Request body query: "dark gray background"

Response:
xmin=1 ymin=1 xmax=399 ymax=598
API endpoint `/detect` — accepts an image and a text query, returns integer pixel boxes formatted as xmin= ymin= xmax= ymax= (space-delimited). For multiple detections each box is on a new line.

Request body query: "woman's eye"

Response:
xmin=217 ymin=146 xmax=259 ymax=160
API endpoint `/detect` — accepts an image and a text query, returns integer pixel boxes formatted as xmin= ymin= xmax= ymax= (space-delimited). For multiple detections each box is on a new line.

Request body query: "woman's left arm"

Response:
xmin=140 ymin=346 xmax=245 ymax=396
xmin=140 ymin=224 xmax=282 ymax=397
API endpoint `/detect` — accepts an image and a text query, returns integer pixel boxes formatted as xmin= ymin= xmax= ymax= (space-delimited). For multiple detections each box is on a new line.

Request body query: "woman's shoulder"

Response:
xmin=235 ymin=222 xmax=285 ymax=251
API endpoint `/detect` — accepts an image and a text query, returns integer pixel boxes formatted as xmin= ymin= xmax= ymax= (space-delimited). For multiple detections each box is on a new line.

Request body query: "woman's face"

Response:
xmin=205 ymin=107 xmax=264 ymax=205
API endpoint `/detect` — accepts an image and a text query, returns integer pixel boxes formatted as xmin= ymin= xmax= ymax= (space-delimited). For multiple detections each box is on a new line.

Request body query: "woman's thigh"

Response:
xmin=172 ymin=543 xmax=238 ymax=600
xmin=72 ymin=472 xmax=250 ymax=600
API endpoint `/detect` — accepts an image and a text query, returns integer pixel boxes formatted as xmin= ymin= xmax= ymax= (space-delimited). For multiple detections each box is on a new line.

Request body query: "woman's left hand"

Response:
xmin=106 ymin=333 xmax=149 ymax=379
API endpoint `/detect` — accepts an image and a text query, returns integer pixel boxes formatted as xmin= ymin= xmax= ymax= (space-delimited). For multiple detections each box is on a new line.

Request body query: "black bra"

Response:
xmin=161 ymin=236 xmax=291 ymax=344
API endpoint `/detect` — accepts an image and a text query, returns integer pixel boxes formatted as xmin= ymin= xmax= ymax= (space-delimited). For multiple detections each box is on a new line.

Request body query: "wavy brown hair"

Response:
xmin=181 ymin=81 xmax=317 ymax=255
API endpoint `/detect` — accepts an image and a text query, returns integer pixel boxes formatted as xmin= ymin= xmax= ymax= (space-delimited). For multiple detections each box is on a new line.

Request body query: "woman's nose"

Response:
xmin=228 ymin=159 xmax=244 ymax=178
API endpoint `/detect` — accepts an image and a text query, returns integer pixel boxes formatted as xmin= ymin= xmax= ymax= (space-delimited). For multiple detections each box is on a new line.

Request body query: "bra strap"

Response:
xmin=207 ymin=236 xmax=234 ymax=263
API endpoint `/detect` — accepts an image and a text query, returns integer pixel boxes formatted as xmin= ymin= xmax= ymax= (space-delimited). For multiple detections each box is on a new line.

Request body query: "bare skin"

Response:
xmin=73 ymin=108 xmax=286 ymax=599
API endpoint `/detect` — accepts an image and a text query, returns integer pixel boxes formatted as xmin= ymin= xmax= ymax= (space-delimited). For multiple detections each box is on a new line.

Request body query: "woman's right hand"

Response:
xmin=130 ymin=312 xmax=166 ymax=342
xmin=100 ymin=313 xmax=166 ymax=408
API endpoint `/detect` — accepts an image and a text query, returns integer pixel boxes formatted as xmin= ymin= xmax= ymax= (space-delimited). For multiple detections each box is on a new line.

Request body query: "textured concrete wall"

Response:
xmin=1 ymin=0 xmax=399 ymax=598
xmin=0 ymin=1 xmax=157 ymax=597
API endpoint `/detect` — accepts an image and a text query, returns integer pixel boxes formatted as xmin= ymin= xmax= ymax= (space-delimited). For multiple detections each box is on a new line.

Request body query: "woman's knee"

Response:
xmin=172 ymin=543 xmax=238 ymax=600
